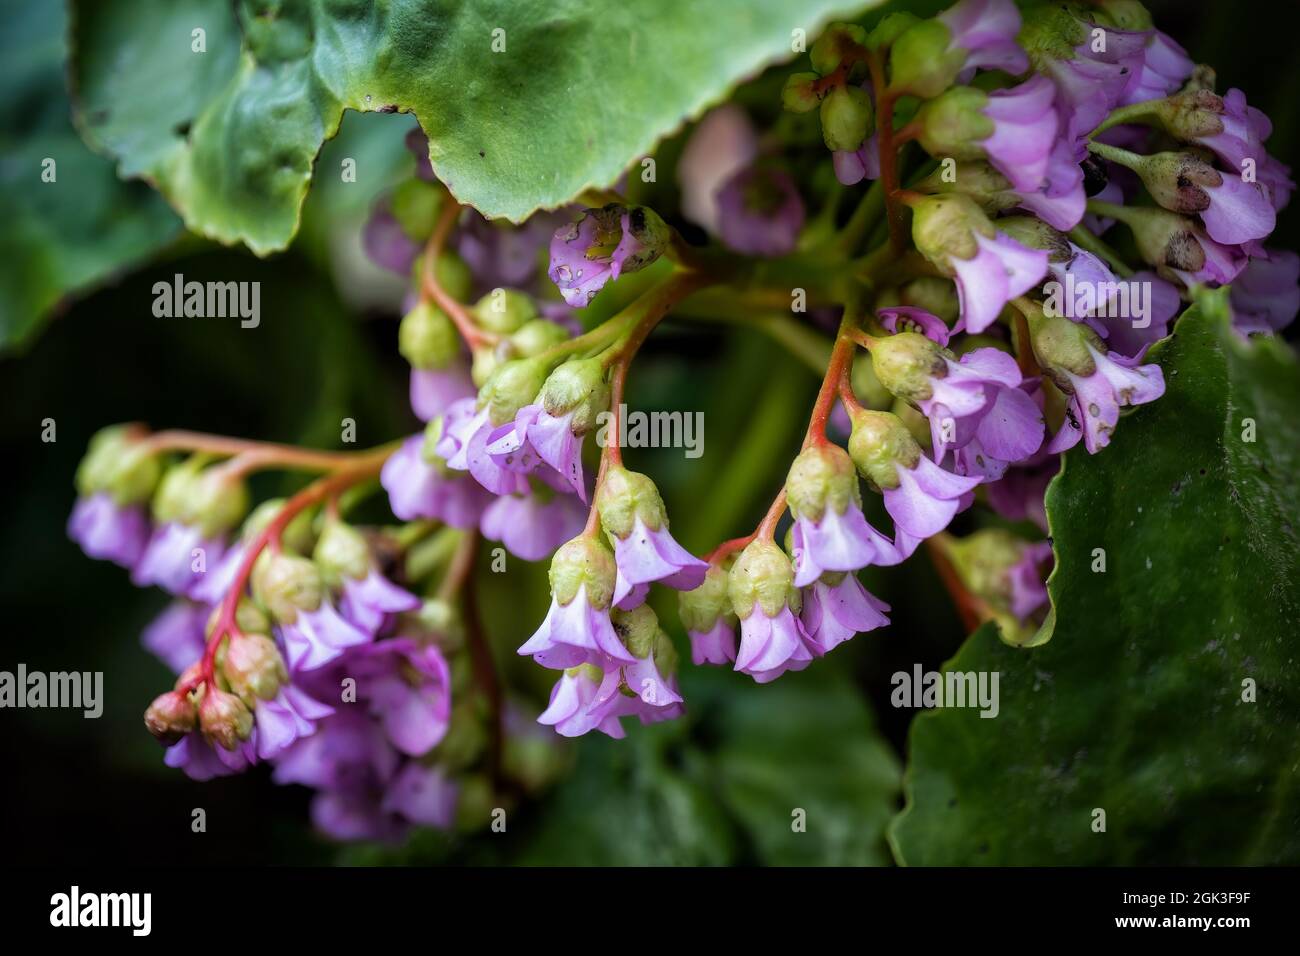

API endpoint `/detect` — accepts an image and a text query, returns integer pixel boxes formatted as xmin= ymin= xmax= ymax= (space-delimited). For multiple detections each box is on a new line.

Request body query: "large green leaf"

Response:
xmin=890 ymin=295 xmax=1300 ymax=865
xmin=70 ymin=0 xmax=875 ymax=254
xmin=706 ymin=668 xmax=901 ymax=865
xmin=0 ymin=0 xmax=179 ymax=351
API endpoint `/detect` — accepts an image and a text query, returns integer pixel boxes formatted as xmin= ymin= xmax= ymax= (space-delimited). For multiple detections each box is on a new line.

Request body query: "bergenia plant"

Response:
xmin=40 ymin=0 xmax=1298 ymax=866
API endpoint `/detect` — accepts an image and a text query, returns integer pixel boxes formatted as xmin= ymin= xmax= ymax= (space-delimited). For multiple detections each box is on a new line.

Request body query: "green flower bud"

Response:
xmin=900 ymin=276 xmax=960 ymax=325
xmin=1026 ymin=305 xmax=1102 ymax=381
xmin=540 ymin=358 xmax=610 ymax=434
xmin=313 ymin=520 xmax=372 ymax=586
xmin=850 ymin=351 xmax=893 ymax=409
xmin=848 ymin=409 xmax=922 ymax=490
xmin=472 ymin=288 xmax=537 ymax=335
xmin=429 ymin=251 xmax=474 ymax=303
xmin=399 ymin=302 xmax=460 ymax=369
xmin=785 ymin=444 xmax=860 ymax=522
xmin=891 ymin=398 xmax=933 ymax=451
xmin=995 ymin=216 xmax=1072 ymax=260
xmin=914 ymin=87 xmax=995 ymax=160
xmin=781 ymin=71 xmax=822 ymax=113
xmin=480 ymin=356 xmax=549 ymax=425
xmin=678 ymin=563 xmax=732 ymax=633
xmin=221 ymin=632 xmax=288 ymax=705
xmin=510 ymin=318 xmax=571 ymax=358
xmin=1148 ymin=89 xmax=1226 ymax=142
xmin=419 ymin=417 xmax=453 ymax=471
xmin=911 ymin=193 xmax=990 ymax=265
xmin=889 ymin=19 xmax=966 ymax=98
xmin=728 ymin=539 xmax=798 ymax=619
xmin=470 ymin=343 xmax=503 ymax=387
xmin=866 ymin=12 xmax=920 ymax=50
xmin=820 ymin=84 xmax=873 ymax=152
xmin=187 ymin=468 xmax=250 ymax=537
xmin=595 ymin=466 xmax=668 ymax=539
xmin=868 ymin=331 xmax=946 ymax=404
xmin=390 ymin=178 xmax=443 ymax=242
xmin=199 ymin=687 xmax=253 ymax=751
xmin=241 ymin=498 xmax=316 ymax=555
xmin=1120 ymin=206 xmax=1206 ymax=274
xmin=416 ymin=597 xmax=466 ymax=652
xmin=251 ymin=551 xmax=323 ymax=623
xmin=144 ymin=690 xmax=196 ymax=745
xmin=945 ymin=529 xmax=1049 ymax=646
xmin=75 ymin=424 xmax=162 ymax=505
xmin=810 ymin=22 xmax=868 ymax=75
xmin=205 ymin=600 xmax=270 ymax=640
xmin=913 ymin=160 xmax=1017 ymax=215
xmin=1127 ymin=151 xmax=1219 ymax=215
xmin=611 ymin=603 xmax=659 ymax=659
xmin=549 ymin=535 xmax=617 ymax=609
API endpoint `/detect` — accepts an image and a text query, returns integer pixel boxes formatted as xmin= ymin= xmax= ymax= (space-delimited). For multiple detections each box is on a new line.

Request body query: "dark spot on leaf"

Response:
xmin=173 ymin=120 xmax=191 ymax=138
xmin=479 ymin=150 xmax=485 ymax=158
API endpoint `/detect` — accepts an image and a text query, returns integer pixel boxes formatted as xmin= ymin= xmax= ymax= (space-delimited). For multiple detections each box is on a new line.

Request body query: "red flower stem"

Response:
xmin=867 ymin=50 xmax=906 ymax=254
xmin=140 ymin=430 xmax=365 ymax=472
xmin=421 ymin=201 xmax=495 ymax=350
xmin=178 ymin=444 xmax=397 ymax=695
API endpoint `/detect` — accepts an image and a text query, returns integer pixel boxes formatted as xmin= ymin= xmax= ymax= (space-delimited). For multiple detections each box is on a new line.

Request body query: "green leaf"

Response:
xmin=705 ymin=668 xmax=901 ymax=865
xmin=0 ymin=0 xmax=179 ymax=351
xmin=70 ymin=0 xmax=877 ymax=254
xmin=890 ymin=296 xmax=1300 ymax=865
xmin=512 ymin=729 xmax=737 ymax=866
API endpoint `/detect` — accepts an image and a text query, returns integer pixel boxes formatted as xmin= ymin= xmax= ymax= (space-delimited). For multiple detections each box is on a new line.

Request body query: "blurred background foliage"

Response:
xmin=1 ymin=0 xmax=1297 ymax=865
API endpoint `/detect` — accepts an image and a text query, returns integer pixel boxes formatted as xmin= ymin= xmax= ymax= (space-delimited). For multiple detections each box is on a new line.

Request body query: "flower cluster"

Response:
xmin=67 ymin=0 xmax=1295 ymax=840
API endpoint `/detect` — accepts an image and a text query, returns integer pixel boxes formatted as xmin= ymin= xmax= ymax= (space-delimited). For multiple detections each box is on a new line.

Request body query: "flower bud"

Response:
xmin=480 ymin=356 xmax=550 ymax=425
xmin=728 ymin=539 xmax=798 ymax=619
xmin=470 ymin=343 xmax=503 ymax=387
xmin=848 ymin=409 xmax=922 ymax=490
xmin=1127 ymin=151 xmax=1219 ymax=214
xmin=251 ymin=551 xmax=323 ymax=622
xmin=1149 ymin=89 xmax=1226 ymax=142
xmin=785 ymin=444 xmax=859 ymax=522
xmin=810 ymin=22 xmax=868 ymax=76
xmin=540 ymin=358 xmax=610 ymax=434
xmin=144 ymin=690 xmax=196 ymax=745
xmin=390 ymin=178 xmax=443 ymax=241
xmin=820 ymin=84 xmax=873 ymax=152
xmin=472 ymin=288 xmax=537 ymax=335
xmin=510 ymin=318 xmax=570 ymax=358
xmin=423 ymin=250 xmax=474 ymax=303
xmin=850 ymin=351 xmax=893 ymax=409
xmin=913 ymin=160 xmax=1016 ymax=215
xmin=75 ymin=424 xmax=161 ymax=504
xmin=594 ymin=466 xmax=668 ymax=538
xmin=868 ymin=331 xmax=946 ymax=403
xmin=611 ymin=602 xmax=660 ymax=659
xmin=889 ymin=19 xmax=966 ymax=98
xmin=313 ymin=519 xmax=371 ymax=587
xmin=1026 ymin=305 xmax=1101 ymax=381
xmin=205 ymin=599 xmax=270 ymax=639
xmin=678 ymin=563 xmax=732 ymax=633
xmin=781 ymin=72 xmax=822 ymax=113
xmin=222 ymin=632 xmax=288 ymax=704
xmin=187 ymin=467 xmax=250 ymax=537
xmin=995 ymin=216 xmax=1072 ymax=260
xmin=399 ymin=301 xmax=460 ymax=369
xmin=199 ymin=687 xmax=254 ymax=751
xmin=900 ymin=276 xmax=960 ymax=325
xmin=914 ymin=87 xmax=995 ymax=159
xmin=866 ymin=12 xmax=920 ymax=49
xmin=549 ymin=535 xmax=617 ymax=609
xmin=910 ymin=193 xmax=988 ymax=263
xmin=1122 ymin=206 xmax=1206 ymax=274
xmin=241 ymin=497 xmax=316 ymax=555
